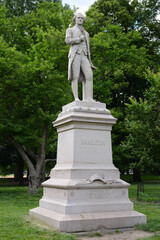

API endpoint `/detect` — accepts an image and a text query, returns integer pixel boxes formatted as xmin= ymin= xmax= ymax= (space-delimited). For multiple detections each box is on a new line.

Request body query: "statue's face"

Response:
xmin=75 ymin=14 xmax=84 ymax=25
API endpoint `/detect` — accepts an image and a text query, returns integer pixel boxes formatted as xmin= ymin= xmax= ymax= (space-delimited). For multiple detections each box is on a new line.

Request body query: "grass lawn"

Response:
xmin=0 ymin=186 xmax=78 ymax=240
xmin=121 ymin=174 xmax=160 ymax=183
xmin=129 ymin=184 xmax=160 ymax=231
xmin=0 ymin=183 xmax=160 ymax=240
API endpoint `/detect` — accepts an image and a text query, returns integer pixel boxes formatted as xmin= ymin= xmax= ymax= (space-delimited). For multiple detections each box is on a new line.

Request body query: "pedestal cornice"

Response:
xmin=53 ymin=101 xmax=117 ymax=131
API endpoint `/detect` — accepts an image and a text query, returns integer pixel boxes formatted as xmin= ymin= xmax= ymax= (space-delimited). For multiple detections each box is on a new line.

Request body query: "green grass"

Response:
xmin=137 ymin=232 xmax=160 ymax=240
xmin=129 ymin=184 xmax=160 ymax=233
xmin=0 ymin=178 xmax=15 ymax=184
xmin=141 ymin=175 xmax=160 ymax=181
xmin=0 ymin=183 xmax=160 ymax=239
xmin=87 ymin=232 xmax=103 ymax=237
xmin=121 ymin=174 xmax=160 ymax=182
xmin=0 ymin=186 xmax=78 ymax=240
xmin=120 ymin=174 xmax=134 ymax=182
xmin=130 ymin=183 xmax=160 ymax=203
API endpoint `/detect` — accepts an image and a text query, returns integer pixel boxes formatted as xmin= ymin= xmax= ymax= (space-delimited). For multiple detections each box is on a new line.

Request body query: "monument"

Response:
xmin=29 ymin=13 xmax=146 ymax=233
xmin=65 ymin=13 xmax=96 ymax=102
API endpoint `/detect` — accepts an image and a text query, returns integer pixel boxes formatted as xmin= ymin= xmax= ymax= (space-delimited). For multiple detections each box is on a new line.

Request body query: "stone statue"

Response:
xmin=65 ymin=13 xmax=96 ymax=102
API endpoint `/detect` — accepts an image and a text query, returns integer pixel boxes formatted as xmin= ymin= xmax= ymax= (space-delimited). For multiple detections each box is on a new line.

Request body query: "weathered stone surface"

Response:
xmin=30 ymin=208 xmax=146 ymax=233
xmin=30 ymin=101 xmax=146 ymax=232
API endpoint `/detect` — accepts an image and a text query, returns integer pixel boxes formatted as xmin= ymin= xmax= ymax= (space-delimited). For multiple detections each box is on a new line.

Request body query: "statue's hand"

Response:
xmin=91 ymin=64 xmax=97 ymax=70
xmin=80 ymin=35 xmax=85 ymax=41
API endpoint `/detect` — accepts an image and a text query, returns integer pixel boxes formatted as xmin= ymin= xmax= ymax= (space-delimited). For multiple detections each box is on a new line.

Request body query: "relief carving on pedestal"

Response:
xmin=87 ymin=173 xmax=120 ymax=184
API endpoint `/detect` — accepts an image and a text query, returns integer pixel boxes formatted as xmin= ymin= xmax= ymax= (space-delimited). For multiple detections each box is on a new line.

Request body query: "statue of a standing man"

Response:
xmin=65 ymin=13 xmax=96 ymax=102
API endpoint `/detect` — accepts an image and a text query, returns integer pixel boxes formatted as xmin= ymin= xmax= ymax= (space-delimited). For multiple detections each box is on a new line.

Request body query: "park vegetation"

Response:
xmin=0 ymin=0 xmax=160 ymax=193
xmin=0 ymin=184 xmax=160 ymax=239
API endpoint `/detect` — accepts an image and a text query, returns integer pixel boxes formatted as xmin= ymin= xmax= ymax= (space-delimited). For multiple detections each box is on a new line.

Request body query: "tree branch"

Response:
xmin=99 ymin=71 xmax=111 ymax=80
xmin=23 ymin=147 xmax=38 ymax=162
xmin=7 ymin=136 xmax=36 ymax=175
xmin=45 ymin=159 xmax=56 ymax=164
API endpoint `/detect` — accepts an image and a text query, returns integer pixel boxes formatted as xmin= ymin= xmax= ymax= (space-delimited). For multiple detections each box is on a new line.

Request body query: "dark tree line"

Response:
xmin=0 ymin=0 xmax=160 ymax=192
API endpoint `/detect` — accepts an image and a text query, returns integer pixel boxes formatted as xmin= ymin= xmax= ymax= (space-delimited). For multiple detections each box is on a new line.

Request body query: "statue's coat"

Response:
xmin=65 ymin=26 xmax=93 ymax=81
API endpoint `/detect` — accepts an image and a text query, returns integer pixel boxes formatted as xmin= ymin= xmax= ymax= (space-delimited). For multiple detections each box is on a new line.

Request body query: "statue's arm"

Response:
xmin=65 ymin=28 xmax=81 ymax=45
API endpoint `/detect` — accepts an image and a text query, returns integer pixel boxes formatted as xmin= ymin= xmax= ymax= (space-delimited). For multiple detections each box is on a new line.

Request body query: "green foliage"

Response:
xmin=90 ymin=24 xmax=148 ymax=104
xmin=0 ymin=1 xmax=74 ymax=191
xmin=0 ymin=1 xmax=73 ymax=152
xmin=0 ymin=0 xmax=160 ymax=185
xmin=0 ymin=0 xmax=62 ymax=17
xmin=86 ymin=0 xmax=139 ymax=34
xmin=85 ymin=0 xmax=160 ymax=176
xmin=0 ymin=144 xmax=19 ymax=175
xmin=86 ymin=0 xmax=160 ymax=65
xmin=123 ymin=72 xmax=160 ymax=175
xmin=88 ymin=24 xmax=149 ymax=174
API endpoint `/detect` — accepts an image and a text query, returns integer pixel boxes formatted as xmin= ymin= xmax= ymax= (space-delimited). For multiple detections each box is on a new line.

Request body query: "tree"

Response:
xmin=0 ymin=0 xmax=62 ymax=17
xmin=86 ymin=0 xmax=138 ymax=35
xmin=0 ymin=2 xmax=74 ymax=193
xmin=86 ymin=23 xmax=150 ymax=173
xmin=123 ymin=71 xmax=160 ymax=180
xmin=0 ymin=143 xmax=24 ymax=184
xmin=0 ymin=36 xmax=27 ymax=181
xmin=0 ymin=144 xmax=15 ymax=176
xmin=85 ymin=0 xmax=160 ymax=174
xmin=85 ymin=0 xmax=160 ymax=103
xmin=86 ymin=0 xmax=160 ymax=69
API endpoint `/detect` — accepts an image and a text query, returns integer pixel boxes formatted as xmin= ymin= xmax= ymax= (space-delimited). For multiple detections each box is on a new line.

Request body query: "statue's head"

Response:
xmin=73 ymin=13 xmax=85 ymax=25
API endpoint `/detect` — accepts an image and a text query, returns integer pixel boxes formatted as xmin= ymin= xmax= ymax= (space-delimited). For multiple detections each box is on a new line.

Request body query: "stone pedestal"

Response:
xmin=30 ymin=101 xmax=146 ymax=232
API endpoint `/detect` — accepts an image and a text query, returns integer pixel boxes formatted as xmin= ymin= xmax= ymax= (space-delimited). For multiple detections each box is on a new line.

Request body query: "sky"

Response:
xmin=62 ymin=0 xmax=160 ymax=19
xmin=62 ymin=0 xmax=96 ymax=15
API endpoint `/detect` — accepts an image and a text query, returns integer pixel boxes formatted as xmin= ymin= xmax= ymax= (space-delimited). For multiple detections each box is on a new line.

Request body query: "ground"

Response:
xmin=81 ymin=230 xmax=153 ymax=240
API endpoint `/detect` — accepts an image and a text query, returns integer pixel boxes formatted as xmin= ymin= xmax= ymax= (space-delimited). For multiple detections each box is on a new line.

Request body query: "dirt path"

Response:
xmin=80 ymin=230 xmax=153 ymax=240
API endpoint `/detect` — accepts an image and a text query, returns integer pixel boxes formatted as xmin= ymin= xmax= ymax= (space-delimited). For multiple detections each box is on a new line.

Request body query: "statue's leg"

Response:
xmin=81 ymin=54 xmax=94 ymax=101
xmin=72 ymin=79 xmax=79 ymax=101
xmin=85 ymin=78 xmax=94 ymax=102
xmin=72 ymin=54 xmax=81 ymax=101
xmin=82 ymin=81 xmax=86 ymax=101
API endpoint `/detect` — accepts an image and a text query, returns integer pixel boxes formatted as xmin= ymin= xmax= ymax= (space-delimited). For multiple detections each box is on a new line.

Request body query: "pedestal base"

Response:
xmin=30 ymin=208 xmax=146 ymax=233
xmin=30 ymin=101 xmax=146 ymax=232
xmin=30 ymin=178 xmax=146 ymax=232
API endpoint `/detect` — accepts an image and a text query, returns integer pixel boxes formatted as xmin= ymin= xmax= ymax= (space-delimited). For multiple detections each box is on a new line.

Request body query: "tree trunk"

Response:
xmin=14 ymin=159 xmax=24 ymax=185
xmin=133 ymin=168 xmax=142 ymax=182
xmin=28 ymin=174 xmax=40 ymax=194
xmin=8 ymin=136 xmax=38 ymax=193
xmin=7 ymin=124 xmax=48 ymax=194
xmin=39 ymin=162 xmax=46 ymax=183
xmin=36 ymin=124 xmax=48 ymax=185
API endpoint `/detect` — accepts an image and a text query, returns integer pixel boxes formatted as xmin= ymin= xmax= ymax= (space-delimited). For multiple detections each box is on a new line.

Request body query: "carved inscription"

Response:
xmin=81 ymin=139 xmax=106 ymax=146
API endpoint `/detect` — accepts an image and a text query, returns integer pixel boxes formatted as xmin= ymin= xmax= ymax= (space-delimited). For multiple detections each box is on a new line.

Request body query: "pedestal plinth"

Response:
xmin=30 ymin=101 xmax=146 ymax=232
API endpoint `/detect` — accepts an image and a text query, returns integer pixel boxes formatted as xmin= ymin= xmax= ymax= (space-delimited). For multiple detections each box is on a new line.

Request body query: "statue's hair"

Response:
xmin=73 ymin=13 xmax=85 ymax=23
